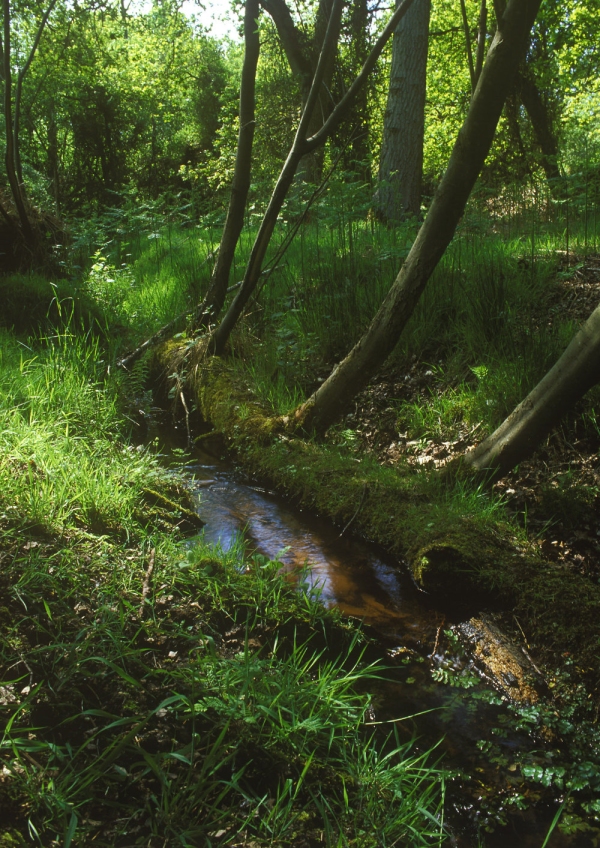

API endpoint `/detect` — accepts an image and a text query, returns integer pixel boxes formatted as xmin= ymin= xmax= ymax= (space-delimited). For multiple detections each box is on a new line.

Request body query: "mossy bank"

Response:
xmin=157 ymin=339 xmax=600 ymax=698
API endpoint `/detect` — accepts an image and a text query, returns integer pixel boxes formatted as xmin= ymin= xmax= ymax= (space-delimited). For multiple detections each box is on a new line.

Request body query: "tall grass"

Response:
xmin=0 ymin=324 xmax=449 ymax=845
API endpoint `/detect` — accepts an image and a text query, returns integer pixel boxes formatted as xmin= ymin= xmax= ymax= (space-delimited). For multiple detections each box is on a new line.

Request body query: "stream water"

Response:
xmin=159 ymin=432 xmax=586 ymax=848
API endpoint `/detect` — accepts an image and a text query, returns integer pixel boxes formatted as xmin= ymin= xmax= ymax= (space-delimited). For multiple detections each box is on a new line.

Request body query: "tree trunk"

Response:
xmin=192 ymin=0 xmax=260 ymax=329
xmin=292 ymin=0 xmax=542 ymax=435
xmin=209 ymin=0 xmax=346 ymax=355
xmin=260 ymin=0 xmax=342 ymax=186
xmin=464 ymin=304 xmax=600 ymax=482
xmin=518 ymin=69 xmax=562 ymax=187
xmin=296 ymin=0 xmax=343 ymax=185
xmin=209 ymin=0 xmax=419 ymax=356
xmin=338 ymin=0 xmax=371 ymax=182
xmin=3 ymin=0 xmax=34 ymax=244
xmin=375 ymin=0 xmax=431 ymax=222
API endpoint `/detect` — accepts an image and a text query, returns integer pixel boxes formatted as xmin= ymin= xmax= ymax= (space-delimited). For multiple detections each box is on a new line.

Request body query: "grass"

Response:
xmin=3 ymin=173 xmax=599 ymax=844
xmin=0 ymin=323 xmax=449 ymax=846
xmin=77 ymin=172 xmax=599 ymax=443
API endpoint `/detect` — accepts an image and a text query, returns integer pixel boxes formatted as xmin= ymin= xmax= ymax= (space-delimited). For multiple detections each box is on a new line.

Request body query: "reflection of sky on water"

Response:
xmin=172 ymin=447 xmax=576 ymax=846
xmin=185 ymin=451 xmax=435 ymax=646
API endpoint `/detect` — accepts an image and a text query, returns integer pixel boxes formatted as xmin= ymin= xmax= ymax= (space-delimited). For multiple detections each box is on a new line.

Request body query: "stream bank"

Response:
xmin=154 ymin=417 xmax=600 ymax=847
xmin=156 ymin=341 xmax=600 ymax=700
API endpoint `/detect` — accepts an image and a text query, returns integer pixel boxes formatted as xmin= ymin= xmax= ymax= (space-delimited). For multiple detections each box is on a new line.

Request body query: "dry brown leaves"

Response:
xmin=344 ymin=253 xmax=600 ymax=581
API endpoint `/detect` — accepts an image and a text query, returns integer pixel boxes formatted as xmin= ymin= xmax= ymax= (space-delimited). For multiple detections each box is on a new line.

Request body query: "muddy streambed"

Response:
xmin=158 ymin=434 xmax=587 ymax=847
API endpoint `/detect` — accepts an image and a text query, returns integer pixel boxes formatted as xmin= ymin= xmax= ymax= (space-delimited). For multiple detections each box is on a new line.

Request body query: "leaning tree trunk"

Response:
xmin=464 ymin=303 xmax=600 ymax=482
xmin=518 ymin=70 xmax=562 ymax=189
xmin=291 ymin=0 xmax=542 ymax=435
xmin=375 ymin=0 xmax=431 ymax=222
xmin=192 ymin=0 xmax=260 ymax=329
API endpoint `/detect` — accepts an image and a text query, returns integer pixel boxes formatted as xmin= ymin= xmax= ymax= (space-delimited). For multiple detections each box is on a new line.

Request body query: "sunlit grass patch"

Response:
xmin=0 ymin=329 xmax=449 ymax=847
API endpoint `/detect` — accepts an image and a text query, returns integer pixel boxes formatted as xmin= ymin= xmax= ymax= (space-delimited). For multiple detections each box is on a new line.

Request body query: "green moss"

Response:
xmin=156 ymin=341 xmax=600 ymax=695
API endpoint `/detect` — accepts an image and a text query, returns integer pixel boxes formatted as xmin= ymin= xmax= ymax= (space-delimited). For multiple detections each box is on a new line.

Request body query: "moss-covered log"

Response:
xmin=156 ymin=341 xmax=600 ymax=694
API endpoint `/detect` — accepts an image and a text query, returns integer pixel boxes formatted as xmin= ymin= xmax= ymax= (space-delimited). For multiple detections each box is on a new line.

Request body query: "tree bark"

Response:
xmin=341 ymin=0 xmax=371 ymax=182
xmin=3 ymin=0 xmax=34 ymax=244
xmin=375 ymin=0 xmax=431 ymax=221
xmin=474 ymin=0 xmax=488 ymax=88
xmin=13 ymin=0 xmax=57 ymax=185
xmin=192 ymin=0 xmax=260 ymax=329
xmin=518 ymin=69 xmax=561 ymax=187
xmin=459 ymin=0 xmax=476 ymax=95
xmin=464 ymin=303 xmax=600 ymax=482
xmin=297 ymin=0 xmax=343 ymax=185
xmin=292 ymin=0 xmax=542 ymax=435
xmin=209 ymin=0 xmax=419 ymax=356
xmin=209 ymin=0 xmax=346 ymax=355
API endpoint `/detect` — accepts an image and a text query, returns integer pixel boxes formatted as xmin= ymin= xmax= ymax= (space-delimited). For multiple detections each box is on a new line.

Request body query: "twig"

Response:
xmin=513 ymin=614 xmax=529 ymax=648
xmin=139 ymin=548 xmax=156 ymax=618
xmin=428 ymin=619 xmax=445 ymax=659
xmin=339 ymin=483 xmax=367 ymax=537
xmin=179 ymin=390 xmax=192 ymax=448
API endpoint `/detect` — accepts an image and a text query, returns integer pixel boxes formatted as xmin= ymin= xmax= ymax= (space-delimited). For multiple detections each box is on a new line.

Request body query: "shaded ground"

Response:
xmin=341 ymin=253 xmax=600 ymax=585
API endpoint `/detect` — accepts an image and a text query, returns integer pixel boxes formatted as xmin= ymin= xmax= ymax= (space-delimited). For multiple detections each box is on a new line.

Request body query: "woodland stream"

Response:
xmin=157 ymin=431 xmax=583 ymax=848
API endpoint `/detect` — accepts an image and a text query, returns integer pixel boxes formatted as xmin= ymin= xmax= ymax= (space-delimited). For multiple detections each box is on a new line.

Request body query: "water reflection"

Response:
xmin=185 ymin=449 xmax=438 ymax=648
xmin=162 ymin=440 xmax=585 ymax=848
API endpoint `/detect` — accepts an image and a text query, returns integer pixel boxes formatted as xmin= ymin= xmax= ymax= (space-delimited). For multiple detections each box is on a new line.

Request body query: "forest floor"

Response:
xmin=339 ymin=253 xmax=600 ymax=586
xmin=4 ymin=224 xmax=600 ymax=846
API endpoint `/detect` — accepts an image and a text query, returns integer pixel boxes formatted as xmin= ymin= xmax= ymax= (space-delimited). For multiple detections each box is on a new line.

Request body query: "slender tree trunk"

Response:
xmin=464 ymin=303 xmax=600 ymax=481
xmin=13 ymin=0 xmax=57 ymax=185
xmin=504 ymin=92 xmax=531 ymax=180
xmin=3 ymin=0 xmax=33 ymax=244
xmin=48 ymin=108 xmax=60 ymax=212
xmin=192 ymin=0 xmax=260 ymax=329
xmin=375 ymin=0 xmax=431 ymax=221
xmin=209 ymin=0 xmax=419 ymax=356
xmin=338 ymin=0 xmax=371 ymax=182
xmin=474 ymin=0 xmax=488 ymax=87
xmin=459 ymin=0 xmax=476 ymax=94
xmin=210 ymin=0 xmax=346 ymax=355
xmin=518 ymin=70 xmax=561 ymax=187
xmin=292 ymin=0 xmax=542 ymax=435
xmin=297 ymin=0 xmax=343 ymax=185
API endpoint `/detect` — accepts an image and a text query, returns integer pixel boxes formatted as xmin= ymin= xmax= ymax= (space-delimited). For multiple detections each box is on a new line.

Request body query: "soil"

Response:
xmin=342 ymin=253 xmax=600 ymax=584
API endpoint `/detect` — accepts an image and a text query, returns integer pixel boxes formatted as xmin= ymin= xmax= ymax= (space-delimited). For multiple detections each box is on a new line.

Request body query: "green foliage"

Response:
xmin=16 ymin=0 xmax=230 ymax=211
xmin=0 ymin=326 xmax=449 ymax=846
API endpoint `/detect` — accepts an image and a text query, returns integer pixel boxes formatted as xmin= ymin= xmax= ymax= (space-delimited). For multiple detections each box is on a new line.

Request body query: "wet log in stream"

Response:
xmin=154 ymin=431 xmax=578 ymax=847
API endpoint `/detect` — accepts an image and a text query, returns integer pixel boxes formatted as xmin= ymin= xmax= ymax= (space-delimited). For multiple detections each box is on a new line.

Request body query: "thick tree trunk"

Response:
xmin=464 ymin=304 xmax=600 ymax=482
xmin=192 ymin=0 xmax=260 ymax=329
xmin=292 ymin=0 xmax=542 ymax=435
xmin=375 ymin=0 xmax=430 ymax=222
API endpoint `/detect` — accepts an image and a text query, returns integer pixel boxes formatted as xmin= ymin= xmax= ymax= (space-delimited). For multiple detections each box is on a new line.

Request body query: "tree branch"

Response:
xmin=259 ymin=0 xmax=312 ymax=87
xmin=305 ymin=0 xmax=418 ymax=153
xmin=473 ymin=0 xmax=487 ymax=87
xmin=14 ymin=0 xmax=58 ymax=183
xmin=209 ymin=0 xmax=345 ymax=355
xmin=459 ymin=0 xmax=476 ymax=95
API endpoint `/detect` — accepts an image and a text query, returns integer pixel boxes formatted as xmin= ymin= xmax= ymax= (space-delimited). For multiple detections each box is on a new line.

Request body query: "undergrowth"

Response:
xmin=0 ymin=327 xmax=448 ymax=845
